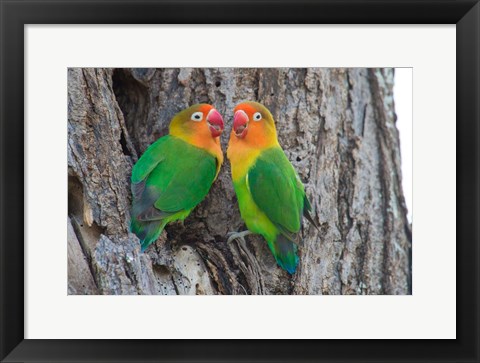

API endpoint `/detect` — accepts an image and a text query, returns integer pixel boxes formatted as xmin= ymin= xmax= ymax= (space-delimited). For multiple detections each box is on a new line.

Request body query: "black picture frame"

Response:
xmin=1 ymin=1 xmax=478 ymax=362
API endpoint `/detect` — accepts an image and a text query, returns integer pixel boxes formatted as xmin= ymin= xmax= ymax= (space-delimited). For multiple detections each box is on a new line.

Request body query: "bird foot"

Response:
xmin=226 ymin=230 xmax=252 ymax=244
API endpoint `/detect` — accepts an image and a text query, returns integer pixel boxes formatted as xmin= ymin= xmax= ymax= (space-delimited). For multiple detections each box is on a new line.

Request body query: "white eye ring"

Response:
xmin=191 ymin=111 xmax=203 ymax=122
xmin=253 ymin=112 xmax=262 ymax=121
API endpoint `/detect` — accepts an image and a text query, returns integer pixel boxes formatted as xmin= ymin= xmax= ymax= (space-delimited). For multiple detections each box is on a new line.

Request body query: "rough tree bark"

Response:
xmin=67 ymin=68 xmax=411 ymax=295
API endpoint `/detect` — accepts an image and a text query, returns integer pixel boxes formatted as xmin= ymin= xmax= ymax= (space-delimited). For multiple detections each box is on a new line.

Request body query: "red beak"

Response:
xmin=233 ymin=110 xmax=249 ymax=138
xmin=207 ymin=108 xmax=224 ymax=138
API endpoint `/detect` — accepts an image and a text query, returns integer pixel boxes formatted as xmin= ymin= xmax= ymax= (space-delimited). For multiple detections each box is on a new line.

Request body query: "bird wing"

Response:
xmin=131 ymin=136 xmax=217 ymax=221
xmin=247 ymin=147 xmax=305 ymax=236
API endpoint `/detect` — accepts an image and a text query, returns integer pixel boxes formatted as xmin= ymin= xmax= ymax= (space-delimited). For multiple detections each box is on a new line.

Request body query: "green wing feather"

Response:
xmin=247 ymin=147 xmax=305 ymax=236
xmin=131 ymin=136 xmax=167 ymax=184
xmin=153 ymin=155 xmax=217 ymax=212
xmin=130 ymin=135 xmax=217 ymax=250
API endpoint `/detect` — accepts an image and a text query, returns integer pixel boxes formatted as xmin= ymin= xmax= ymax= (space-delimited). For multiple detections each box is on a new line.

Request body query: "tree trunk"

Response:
xmin=67 ymin=67 xmax=411 ymax=295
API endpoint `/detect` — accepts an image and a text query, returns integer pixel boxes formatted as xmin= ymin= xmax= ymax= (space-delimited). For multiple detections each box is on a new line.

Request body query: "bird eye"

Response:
xmin=191 ymin=112 xmax=203 ymax=122
xmin=253 ymin=112 xmax=262 ymax=121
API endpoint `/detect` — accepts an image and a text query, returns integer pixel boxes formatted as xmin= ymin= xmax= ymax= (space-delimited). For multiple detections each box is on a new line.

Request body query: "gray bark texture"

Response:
xmin=67 ymin=67 xmax=411 ymax=295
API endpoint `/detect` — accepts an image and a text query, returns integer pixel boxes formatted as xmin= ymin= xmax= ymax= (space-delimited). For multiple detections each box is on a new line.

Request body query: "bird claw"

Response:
xmin=226 ymin=230 xmax=252 ymax=244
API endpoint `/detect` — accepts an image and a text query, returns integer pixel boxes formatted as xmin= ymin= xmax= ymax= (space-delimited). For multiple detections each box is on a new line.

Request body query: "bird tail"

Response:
xmin=270 ymin=234 xmax=299 ymax=274
xmin=130 ymin=217 xmax=166 ymax=252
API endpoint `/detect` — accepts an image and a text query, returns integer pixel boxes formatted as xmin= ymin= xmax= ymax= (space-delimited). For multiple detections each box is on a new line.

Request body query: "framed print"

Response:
xmin=1 ymin=0 xmax=478 ymax=362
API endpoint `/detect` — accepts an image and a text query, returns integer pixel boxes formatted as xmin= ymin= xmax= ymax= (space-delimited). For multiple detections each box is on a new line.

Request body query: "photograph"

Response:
xmin=2 ymin=0 xmax=476 ymax=359
xmin=67 ymin=67 xmax=412 ymax=295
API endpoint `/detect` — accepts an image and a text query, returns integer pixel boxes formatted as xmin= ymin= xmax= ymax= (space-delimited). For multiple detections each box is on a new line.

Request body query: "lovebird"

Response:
xmin=227 ymin=101 xmax=316 ymax=274
xmin=130 ymin=104 xmax=224 ymax=251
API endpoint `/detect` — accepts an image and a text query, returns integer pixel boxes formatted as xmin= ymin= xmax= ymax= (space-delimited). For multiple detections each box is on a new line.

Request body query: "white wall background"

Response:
xmin=394 ymin=68 xmax=413 ymax=223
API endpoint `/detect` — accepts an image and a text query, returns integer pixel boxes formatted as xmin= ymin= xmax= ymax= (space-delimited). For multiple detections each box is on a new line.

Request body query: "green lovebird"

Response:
xmin=226 ymin=101 xmax=317 ymax=274
xmin=130 ymin=104 xmax=224 ymax=251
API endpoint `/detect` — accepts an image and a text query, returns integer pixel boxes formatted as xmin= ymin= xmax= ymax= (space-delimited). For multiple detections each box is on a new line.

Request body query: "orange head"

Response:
xmin=169 ymin=104 xmax=224 ymax=141
xmin=230 ymin=101 xmax=278 ymax=148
